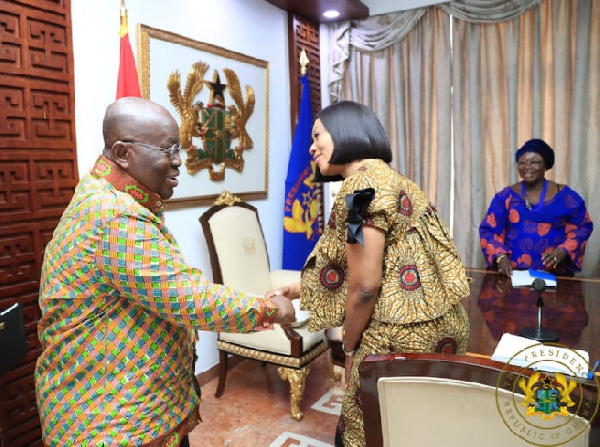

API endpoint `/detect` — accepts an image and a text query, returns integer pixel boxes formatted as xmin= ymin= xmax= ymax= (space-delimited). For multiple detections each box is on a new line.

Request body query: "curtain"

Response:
xmin=324 ymin=0 xmax=600 ymax=277
xmin=341 ymin=8 xmax=453 ymax=221
xmin=452 ymin=0 xmax=600 ymax=276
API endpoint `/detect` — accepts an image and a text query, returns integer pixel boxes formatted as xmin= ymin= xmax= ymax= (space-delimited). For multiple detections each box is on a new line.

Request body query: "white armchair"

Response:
xmin=199 ymin=191 xmax=328 ymax=420
xmin=359 ymin=353 xmax=596 ymax=446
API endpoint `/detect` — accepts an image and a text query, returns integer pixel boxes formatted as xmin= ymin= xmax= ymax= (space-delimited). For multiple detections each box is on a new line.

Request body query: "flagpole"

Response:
xmin=116 ymin=0 xmax=141 ymax=99
xmin=298 ymin=48 xmax=325 ymax=256
xmin=119 ymin=0 xmax=127 ymax=37
xmin=299 ymin=48 xmax=309 ymax=76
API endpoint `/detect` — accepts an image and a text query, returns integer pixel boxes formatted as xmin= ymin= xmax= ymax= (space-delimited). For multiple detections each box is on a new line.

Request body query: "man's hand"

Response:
xmin=269 ymin=295 xmax=296 ymax=326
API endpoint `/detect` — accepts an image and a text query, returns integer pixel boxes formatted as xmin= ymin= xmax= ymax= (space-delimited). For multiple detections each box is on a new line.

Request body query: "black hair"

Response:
xmin=312 ymin=101 xmax=392 ymax=183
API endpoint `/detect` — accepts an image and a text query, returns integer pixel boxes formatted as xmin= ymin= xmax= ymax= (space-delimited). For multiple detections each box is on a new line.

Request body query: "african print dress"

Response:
xmin=300 ymin=159 xmax=471 ymax=447
xmin=479 ymin=185 xmax=593 ymax=276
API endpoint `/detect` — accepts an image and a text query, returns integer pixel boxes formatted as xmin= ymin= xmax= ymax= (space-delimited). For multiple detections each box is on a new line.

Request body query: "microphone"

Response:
xmin=533 ymin=278 xmax=546 ymax=293
xmin=520 ymin=278 xmax=559 ymax=342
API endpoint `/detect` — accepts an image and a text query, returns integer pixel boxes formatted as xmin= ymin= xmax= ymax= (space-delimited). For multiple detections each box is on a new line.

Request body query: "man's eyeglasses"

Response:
xmin=517 ymin=160 xmax=544 ymax=167
xmin=123 ymin=141 xmax=182 ymax=160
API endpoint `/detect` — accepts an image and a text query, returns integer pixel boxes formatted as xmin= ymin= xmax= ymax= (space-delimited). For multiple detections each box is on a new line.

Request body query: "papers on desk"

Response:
xmin=491 ymin=333 xmax=589 ymax=378
xmin=510 ymin=269 xmax=557 ymax=288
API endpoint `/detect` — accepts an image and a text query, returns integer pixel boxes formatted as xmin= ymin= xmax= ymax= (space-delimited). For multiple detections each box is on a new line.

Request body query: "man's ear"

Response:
xmin=110 ymin=141 xmax=130 ymax=170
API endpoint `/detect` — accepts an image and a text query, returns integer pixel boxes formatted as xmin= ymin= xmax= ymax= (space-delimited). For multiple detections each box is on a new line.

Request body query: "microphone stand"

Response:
xmin=520 ymin=278 xmax=559 ymax=342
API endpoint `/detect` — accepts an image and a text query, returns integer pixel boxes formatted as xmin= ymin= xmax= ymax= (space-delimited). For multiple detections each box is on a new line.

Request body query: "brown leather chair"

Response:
xmin=199 ymin=191 xmax=329 ymax=420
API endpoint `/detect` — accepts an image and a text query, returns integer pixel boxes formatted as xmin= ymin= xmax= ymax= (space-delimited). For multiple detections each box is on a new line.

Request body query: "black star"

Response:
xmin=206 ymin=70 xmax=227 ymax=105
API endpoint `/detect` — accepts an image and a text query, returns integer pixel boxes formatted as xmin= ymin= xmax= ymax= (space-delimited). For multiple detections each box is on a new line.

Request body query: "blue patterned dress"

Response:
xmin=479 ymin=185 xmax=593 ymax=276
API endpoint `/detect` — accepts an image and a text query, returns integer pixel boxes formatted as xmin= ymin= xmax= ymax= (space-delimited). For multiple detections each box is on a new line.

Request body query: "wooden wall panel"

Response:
xmin=288 ymin=15 xmax=321 ymax=129
xmin=0 ymin=0 xmax=77 ymax=445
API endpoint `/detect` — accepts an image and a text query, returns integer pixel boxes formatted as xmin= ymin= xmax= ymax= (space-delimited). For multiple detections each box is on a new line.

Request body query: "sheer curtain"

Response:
xmin=341 ymin=8 xmax=452 ymax=219
xmin=451 ymin=0 xmax=600 ymax=276
xmin=323 ymin=0 xmax=600 ymax=276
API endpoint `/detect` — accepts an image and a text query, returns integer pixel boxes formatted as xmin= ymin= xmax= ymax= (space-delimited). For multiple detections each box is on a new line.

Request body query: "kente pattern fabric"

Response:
xmin=479 ymin=185 xmax=593 ymax=276
xmin=35 ymin=155 xmax=278 ymax=447
xmin=300 ymin=159 xmax=471 ymax=332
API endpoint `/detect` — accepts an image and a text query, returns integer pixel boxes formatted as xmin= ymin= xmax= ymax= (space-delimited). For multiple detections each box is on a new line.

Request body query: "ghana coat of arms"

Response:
xmin=167 ymin=62 xmax=255 ymax=181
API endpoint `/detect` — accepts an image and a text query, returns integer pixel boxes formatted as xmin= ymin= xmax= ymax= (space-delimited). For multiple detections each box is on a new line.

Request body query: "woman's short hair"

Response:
xmin=312 ymin=101 xmax=392 ymax=182
xmin=318 ymin=101 xmax=392 ymax=164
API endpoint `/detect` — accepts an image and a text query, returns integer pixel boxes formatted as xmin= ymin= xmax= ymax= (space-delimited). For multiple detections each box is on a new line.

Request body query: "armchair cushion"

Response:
xmin=219 ymin=320 xmax=323 ymax=356
xmin=377 ymin=376 xmax=590 ymax=446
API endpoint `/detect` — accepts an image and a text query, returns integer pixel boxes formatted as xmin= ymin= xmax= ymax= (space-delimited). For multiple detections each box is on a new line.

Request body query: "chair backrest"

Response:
xmin=359 ymin=353 xmax=598 ymax=447
xmin=200 ymin=193 xmax=272 ymax=296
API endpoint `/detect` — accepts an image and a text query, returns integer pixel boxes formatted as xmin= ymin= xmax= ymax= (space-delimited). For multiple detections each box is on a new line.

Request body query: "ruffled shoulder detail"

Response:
xmin=345 ymin=188 xmax=375 ymax=246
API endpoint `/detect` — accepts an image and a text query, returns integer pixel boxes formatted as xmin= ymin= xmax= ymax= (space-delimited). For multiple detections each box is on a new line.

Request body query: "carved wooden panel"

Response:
xmin=288 ymin=15 xmax=321 ymax=128
xmin=0 ymin=0 xmax=77 ymax=445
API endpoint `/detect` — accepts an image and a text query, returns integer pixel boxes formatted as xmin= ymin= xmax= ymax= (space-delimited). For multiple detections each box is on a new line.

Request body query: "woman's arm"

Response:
xmin=479 ymin=191 xmax=511 ymax=268
xmin=265 ymin=282 xmax=301 ymax=299
xmin=552 ymin=190 xmax=594 ymax=269
xmin=343 ymin=225 xmax=385 ymax=383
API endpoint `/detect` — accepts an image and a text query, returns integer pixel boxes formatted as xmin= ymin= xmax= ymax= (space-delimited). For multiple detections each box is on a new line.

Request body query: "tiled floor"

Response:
xmin=189 ymin=352 xmax=345 ymax=447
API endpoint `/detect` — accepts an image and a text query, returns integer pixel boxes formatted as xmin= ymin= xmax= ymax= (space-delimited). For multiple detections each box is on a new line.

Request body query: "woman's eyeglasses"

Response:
xmin=123 ymin=141 xmax=182 ymax=159
xmin=517 ymin=160 xmax=544 ymax=167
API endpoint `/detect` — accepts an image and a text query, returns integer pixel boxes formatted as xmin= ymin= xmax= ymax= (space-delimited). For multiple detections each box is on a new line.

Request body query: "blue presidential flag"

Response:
xmin=282 ymin=74 xmax=320 ymax=270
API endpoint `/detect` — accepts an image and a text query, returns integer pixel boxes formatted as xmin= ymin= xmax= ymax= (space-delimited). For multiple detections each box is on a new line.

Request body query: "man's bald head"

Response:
xmin=102 ymin=97 xmax=178 ymax=155
xmin=100 ymin=97 xmax=181 ymax=199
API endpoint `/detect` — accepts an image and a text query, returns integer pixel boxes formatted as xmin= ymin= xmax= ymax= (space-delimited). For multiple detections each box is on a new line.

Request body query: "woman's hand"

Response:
xmin=265 ymin=286 xmax=289 ymax=299
xmin=265 ymin=282 xmax=301 ymax=300
xmin=496 ymin=254 xmax=512 ymax=277
xmin=542 ymin=249 xmax=567 ymax=269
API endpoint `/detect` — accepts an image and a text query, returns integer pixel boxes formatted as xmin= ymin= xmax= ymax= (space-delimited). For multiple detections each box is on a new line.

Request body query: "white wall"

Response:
xmin=362 ymin=0 xmax=447 ymax=14
xmin=71 ymin=0 xmax=291 ymax=373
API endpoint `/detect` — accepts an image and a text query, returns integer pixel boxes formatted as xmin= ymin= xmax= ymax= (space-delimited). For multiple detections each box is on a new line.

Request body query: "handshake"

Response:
xmin=264 ymin=283 xmax=301 ymax=326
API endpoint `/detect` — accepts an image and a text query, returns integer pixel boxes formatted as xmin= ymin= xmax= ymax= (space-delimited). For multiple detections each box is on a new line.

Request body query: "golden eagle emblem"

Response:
xmin=167 ymin=62 xmax=255 ymax=180
xmin=519 ymin=372 xmax=577 ymax=420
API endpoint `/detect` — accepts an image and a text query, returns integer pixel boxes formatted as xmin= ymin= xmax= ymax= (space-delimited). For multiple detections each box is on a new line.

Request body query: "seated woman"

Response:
xmin=479 ymin=138 xmax=593 ymax=277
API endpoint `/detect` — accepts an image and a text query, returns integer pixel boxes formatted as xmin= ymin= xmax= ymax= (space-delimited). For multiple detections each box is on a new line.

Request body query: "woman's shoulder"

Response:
xmin=341 ymin=162 xmax=428 ymax=214
xmin=555 ymin=183 xmax=587 ymax=205
xmin=494 ymin=184 xmax=518 ymax=200
xmin=342 ymin=159 xmax=401 ymax=190
xmin=508 ymin=183 xmax=521 ymax=194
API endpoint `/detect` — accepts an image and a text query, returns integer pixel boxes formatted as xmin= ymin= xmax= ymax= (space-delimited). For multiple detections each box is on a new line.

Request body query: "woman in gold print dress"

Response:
xmin=268 ymin=101 xmax=471 ymax=447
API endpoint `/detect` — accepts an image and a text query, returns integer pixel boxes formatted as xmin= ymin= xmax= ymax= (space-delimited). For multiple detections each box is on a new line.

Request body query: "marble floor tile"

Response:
xmin=189 ymin=352 xmax=345 ymax=447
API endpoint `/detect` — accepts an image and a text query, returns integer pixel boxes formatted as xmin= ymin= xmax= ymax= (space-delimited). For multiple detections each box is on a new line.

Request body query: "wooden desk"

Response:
xmin=353 ymin=269 xmax=600 ymax=446
xmin=463 ymin=268 xmax=600 ymax=366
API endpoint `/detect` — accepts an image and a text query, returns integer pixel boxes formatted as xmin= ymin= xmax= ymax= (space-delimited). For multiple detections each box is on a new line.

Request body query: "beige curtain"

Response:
xmin=452 ymin=0 xmax=600 ymax=276
xmin=324 ymin=0 xmax=600 ymax=276
xmin=341 ymin=8 xmax=452 ymax=220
